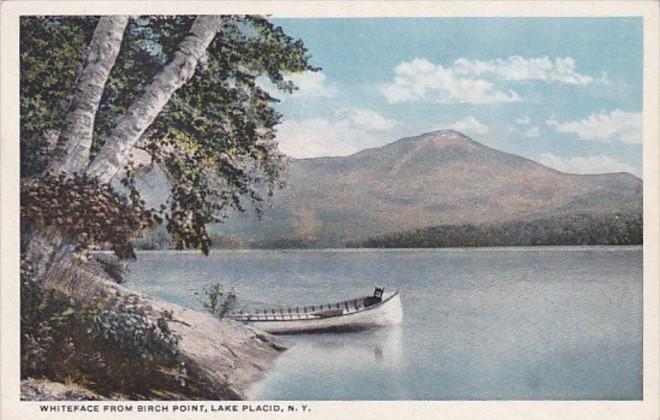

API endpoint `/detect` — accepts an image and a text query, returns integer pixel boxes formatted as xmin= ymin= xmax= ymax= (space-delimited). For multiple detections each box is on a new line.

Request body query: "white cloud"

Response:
xmin=453 ymin=56 xmax=593 ymax=85
xmin=379 ymin=58 xmax=521 ymax=104
xmin=546 ymin=109 xmax=641 ymax=144
xmin=380 ymin=55 xmax=594 ymax=105
xmin=287 ymin=71 xmax=338 ymax=98
xmin=275 ymin=119 xmax=357 ymax=158
xmin=258 ymin=71 xmax=338 ymax=100
xmin=447 ymin=116 xmax=490 ymax=136
xmin=538 ymin=153 xmax=638 ymax=176
xmin=275 ymin=107 xmax=398 ymax=158
xmin=516 ymin=116 xmax=530 ymax=125
xmin=523 ymin=126 xmax=540 ymax=138
xmin=275 ymin=115 xmax=393 ymax=159
xmin=347 ymin=108 xmax=398 ymax=131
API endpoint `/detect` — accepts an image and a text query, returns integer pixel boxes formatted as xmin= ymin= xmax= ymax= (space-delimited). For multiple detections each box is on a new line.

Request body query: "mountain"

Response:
xmin=212 ymin=130 xmax=642 ymax=247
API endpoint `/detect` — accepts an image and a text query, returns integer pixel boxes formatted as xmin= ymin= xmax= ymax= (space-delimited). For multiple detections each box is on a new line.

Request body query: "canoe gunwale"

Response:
xmin=229 ymin=290 xmax=400 ymax=324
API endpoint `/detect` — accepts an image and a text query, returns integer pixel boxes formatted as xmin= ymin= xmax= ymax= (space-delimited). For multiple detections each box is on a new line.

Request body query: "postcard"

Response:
xmin=1 ymin=1 xmax=658 ymax=419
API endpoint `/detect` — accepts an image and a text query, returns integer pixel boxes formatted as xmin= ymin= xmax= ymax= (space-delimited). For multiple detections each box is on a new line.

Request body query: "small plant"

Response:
xmin=196 ymin=283 xmax=237 ymax=319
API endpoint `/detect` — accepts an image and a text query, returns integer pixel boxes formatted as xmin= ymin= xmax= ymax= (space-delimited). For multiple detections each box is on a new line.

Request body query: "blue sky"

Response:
xmin=265 ymin=18 xmax=643 ymax=177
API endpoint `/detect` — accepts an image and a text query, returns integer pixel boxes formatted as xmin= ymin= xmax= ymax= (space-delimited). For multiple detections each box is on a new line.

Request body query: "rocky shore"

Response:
xmin=21 ymin=231 xmax=287 ymax=401
xmin=22 ymin=284 xmax=287 ymax=400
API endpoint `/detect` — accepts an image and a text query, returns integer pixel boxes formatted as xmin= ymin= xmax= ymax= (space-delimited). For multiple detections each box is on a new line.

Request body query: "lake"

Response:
xmin=125 ymin=247 xmax=642 ymax=400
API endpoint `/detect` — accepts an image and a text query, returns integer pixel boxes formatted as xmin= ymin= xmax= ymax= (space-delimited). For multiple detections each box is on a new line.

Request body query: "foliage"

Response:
xmin=19 ymin=15 xmax=311 ymax=396
xmin=20 ymin=258 xmax=57 ymax=374
xmin=19 ymin=17 xmax=97 ymax=178
xmin=142 ymin=16 xmax=316 ymax=254
xmin=353 ymin=212 xmax=643 ymax=248
xmin=195 ymin=283 xmax=237 ymax=318
xmin=20 ymin=16 xmax=317 ymax=256
xmin=21 ymin=257 xmax=183 ymax=396
xmin=21 ymin=173 xmax=160 ymax=258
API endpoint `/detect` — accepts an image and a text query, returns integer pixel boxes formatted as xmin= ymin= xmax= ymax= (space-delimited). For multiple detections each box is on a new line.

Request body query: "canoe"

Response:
xmin=228 ymin=287 xmax=403 ymax=334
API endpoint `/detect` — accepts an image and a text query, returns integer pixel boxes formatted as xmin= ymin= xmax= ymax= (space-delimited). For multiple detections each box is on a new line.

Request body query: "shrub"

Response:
xmin=195 ymin=283 xmax=237 ymax=319
xmin=20 ymin=257 xmax=183 ymax=397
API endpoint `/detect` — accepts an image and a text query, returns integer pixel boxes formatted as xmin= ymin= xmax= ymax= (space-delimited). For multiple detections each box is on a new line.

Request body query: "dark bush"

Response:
xmin=21 ymin=257 xmax=183 ymax=397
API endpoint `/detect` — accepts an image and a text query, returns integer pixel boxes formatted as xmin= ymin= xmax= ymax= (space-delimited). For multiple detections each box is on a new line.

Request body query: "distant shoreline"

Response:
xmin=135 ymin=212 xmax=642 ymax=252
xmin=120 ymin=245 xmax=643 ymax=255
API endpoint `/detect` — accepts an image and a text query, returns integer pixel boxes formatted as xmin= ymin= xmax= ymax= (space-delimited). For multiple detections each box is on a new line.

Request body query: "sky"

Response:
xmin=264 ymin=18 xmax=643 ymax=177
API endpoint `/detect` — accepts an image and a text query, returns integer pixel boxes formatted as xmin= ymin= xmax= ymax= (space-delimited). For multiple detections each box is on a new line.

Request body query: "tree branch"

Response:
xmin=85 ymin=16 xmax=223 ymax=183
xmin=48 ymin=16 xmax=129 ymax=175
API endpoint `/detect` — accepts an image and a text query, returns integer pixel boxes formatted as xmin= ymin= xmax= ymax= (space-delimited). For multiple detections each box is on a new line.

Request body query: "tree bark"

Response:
xmin=85 ymin=16 xmax=222 ymax=183
xmin=48 ymin=16 xmax=129 ymax=175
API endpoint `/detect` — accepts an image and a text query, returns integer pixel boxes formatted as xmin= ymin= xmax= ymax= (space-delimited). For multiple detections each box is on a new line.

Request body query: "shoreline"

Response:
xmin=21 ymin=249 xmax=287 ymax=401
xmin=122 ymin=244 xmax=643 ymax=255
xmin=22 ymin=294 xmax=287 ymax=401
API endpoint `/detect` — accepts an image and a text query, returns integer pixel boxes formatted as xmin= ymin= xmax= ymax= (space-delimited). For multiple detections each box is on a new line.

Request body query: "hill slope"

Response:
xmin=213 ymin=130 xmax=642 ymax=246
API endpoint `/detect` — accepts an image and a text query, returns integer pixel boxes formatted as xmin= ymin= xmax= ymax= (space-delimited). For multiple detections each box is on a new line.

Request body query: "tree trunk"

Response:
xmin=22 ymin=226 xmax=76 ymax=283
xmin=85 ymin=16 xmax=223 ymax=183
xmin=48 ymin=16 xmax=129 ymax=175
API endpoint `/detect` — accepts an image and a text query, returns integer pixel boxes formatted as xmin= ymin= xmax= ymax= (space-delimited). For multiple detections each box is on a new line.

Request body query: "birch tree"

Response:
xmin=86 ymin=16 xmax=222 ymax=182
xmin=21 ymin=15 xmax=316 ymax=265
xmin=48 ymin=16 xmax=129 ymax=175
xmin=18 ymin=16 xmax=317 ymax=397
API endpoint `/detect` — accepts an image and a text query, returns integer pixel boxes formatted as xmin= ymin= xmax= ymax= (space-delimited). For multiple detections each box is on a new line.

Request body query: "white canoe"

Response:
xmin=228 ymin=288 xmax=403 ymax=334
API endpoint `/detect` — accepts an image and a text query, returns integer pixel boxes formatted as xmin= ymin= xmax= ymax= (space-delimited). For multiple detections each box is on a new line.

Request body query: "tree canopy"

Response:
xmin=20 ymin=15 xmax=317 ymax=256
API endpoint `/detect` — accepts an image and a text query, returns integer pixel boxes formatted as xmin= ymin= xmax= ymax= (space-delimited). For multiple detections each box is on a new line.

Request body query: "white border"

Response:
xmin=1 ymin=2 xmax=658 ymax=420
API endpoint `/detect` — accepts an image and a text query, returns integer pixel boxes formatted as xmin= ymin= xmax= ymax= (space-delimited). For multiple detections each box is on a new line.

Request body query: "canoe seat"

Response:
xmin=364 ymin=287 xmax=384 ymax=307
xmin=313 ymin=308 xmax=343 ymax=318
xmin=364 ymin=296 xmax=381 ymax=307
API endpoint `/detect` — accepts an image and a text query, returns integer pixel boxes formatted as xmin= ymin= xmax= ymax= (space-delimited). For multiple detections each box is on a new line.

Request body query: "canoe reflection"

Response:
xmin=287 ymin=325 xmax=403 ymax=367
xmin=246 ymin=325 xmax=404 ymax=399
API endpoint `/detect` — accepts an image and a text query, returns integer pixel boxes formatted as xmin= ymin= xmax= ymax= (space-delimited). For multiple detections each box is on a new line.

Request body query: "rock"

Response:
xmin=21 ymin=378 xmax=106 ymax=401
xmin=146 ymin=298 xmax=288 ymax=399
xmin=21 ymin=229 xmax=287 ymax=400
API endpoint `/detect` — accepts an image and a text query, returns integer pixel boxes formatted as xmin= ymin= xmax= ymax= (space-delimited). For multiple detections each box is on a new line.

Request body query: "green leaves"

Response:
xmin=21 ymin=15 xmax=317 ymax=255
xmin=196 ymin=282 xmax=237 ymax=318
xmin=21 ymin=173 xmax=160 ymax=259
xmin=21 ymin=257 xmax=182 ymax=395
xmin=20 ymin=17 xmax=96 ymax=177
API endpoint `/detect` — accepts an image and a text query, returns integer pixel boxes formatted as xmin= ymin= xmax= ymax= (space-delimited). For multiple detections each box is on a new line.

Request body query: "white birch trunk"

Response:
xmin=86 ymin=16 xmax=222 ymax=183
xmin=48 ymin=16 xmax=129 ymax=175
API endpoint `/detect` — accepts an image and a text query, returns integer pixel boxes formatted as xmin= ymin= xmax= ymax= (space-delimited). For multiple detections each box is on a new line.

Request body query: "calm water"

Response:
xmin=125 ymin=247 xmax=642 ymax=400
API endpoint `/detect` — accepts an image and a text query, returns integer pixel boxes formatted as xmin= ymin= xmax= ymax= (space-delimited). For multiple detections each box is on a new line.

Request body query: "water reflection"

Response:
xmin=127 ymin=248 xmax=642 ymax=400
xmin=247 ymin=326 xmax=403 ymax=399
xmin=299 ymin=325 xmax=403 ymax=366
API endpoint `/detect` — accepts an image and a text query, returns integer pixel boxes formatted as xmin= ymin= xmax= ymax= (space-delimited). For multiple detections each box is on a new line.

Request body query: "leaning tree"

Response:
xmin=19 ymin=15 xmax=316 ymax=395
xmin=21 ymin=15 xmax=316 ymax=271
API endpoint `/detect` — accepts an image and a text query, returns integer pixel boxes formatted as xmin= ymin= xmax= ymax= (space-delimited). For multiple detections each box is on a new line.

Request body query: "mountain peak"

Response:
xmin=406 ymin=129 xmax=483 ymax=154
xmin=423 ymin=128 xmax=470 ymax=138
xmin=218 ymin=129 xmax=642 ymax=246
